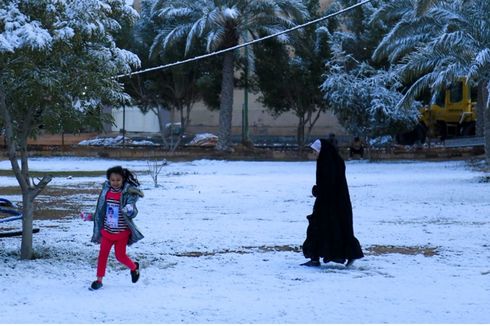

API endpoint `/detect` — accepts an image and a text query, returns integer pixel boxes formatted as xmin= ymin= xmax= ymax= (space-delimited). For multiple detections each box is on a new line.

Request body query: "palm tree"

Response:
xmin=150 ymin=0 xmax=307 ymax=151
xmin=372 ymin=0 xmax=490 ymax=163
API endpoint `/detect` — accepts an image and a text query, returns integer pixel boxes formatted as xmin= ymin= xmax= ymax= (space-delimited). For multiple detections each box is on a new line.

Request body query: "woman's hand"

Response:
xmin=311 ymin=185 xmax=318 ymax=197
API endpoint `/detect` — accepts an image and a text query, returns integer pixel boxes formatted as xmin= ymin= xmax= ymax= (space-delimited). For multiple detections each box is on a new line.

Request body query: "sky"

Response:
xmin=0 ymin=157 xmax=489 ymax=323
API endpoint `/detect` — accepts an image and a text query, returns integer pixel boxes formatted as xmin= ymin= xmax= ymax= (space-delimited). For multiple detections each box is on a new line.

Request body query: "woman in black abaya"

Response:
xmin=302 ymin=138 xmax=364 ymax=267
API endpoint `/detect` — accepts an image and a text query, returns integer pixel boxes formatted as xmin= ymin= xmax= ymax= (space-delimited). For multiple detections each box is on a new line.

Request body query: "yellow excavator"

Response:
xmin=397 ymin=79 xmax=477 ymax=145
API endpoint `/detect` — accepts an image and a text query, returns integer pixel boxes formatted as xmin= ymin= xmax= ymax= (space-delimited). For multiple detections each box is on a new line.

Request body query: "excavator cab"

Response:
xmin=398 ymin=79 xmax=477 ymax=145
xmin=421 ymin=80 xmax=477 ymax=140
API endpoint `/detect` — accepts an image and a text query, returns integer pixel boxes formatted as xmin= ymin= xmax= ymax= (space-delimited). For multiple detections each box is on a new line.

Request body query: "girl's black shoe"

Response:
xmin=90 ymin=281 xmax=103 ymax=290
xmin=131 ymin=262 xmax=140 ymax=283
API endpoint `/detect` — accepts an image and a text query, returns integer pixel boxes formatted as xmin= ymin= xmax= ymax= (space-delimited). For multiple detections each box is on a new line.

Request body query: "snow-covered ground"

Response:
xmin=0 ymin=157 xmax=489 ymax=323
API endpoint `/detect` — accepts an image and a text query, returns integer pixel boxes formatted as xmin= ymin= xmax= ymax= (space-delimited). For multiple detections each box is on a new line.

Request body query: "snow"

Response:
xmin=0 ymin=4 xmax=52 ymax=52
xmin=0 ymin=157 xmax=489 ymax=323
xmin=188 ymin=133 xmax=218 ymax=146
xmin=78 ymin=135 xmax=157 ymax=146
xmin=222 ymin=7 xmax=239 ymax=20
xmin=53 ymin=26 xmax=75 ymax=41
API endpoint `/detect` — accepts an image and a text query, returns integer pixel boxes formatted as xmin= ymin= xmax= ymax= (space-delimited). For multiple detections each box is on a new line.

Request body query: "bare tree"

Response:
xmin=147 ymin=159 xmax=168 ymax=188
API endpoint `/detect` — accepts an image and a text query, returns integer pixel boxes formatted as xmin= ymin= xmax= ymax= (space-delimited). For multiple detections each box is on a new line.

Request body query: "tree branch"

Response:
xmin=31 ymin=175 xmax=53 ymax=198
xmin=0 ymin=89 xmax=29 ymax=191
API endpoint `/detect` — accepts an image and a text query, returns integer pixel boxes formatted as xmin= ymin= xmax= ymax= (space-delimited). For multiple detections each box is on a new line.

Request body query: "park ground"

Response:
xmin=0 ymin=157 xmax=489 ymax=323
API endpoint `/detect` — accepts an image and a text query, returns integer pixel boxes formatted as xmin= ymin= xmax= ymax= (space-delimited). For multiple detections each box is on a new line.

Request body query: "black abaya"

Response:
xmin=302 ymin=139 xmax=364 ymax=262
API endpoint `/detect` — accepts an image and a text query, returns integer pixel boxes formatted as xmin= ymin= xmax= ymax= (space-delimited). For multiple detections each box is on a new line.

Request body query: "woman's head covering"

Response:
xmin=310 ymin=139 xmax=322 ymax=152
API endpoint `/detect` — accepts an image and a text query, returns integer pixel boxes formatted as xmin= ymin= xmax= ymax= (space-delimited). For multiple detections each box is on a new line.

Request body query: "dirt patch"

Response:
xmin=366 ymin=245 xmax=439 ymax=257
xmin=174 ymin=245 xmax=302 ymax=257
xmin=174 ymin=245 xmax=439 ymax=258
xmin=247 ymin=245 xmax=302 ymax=252
xmin=0 ymin=170 xmax=105 ymax=177
xmin=478 ymin=175 xmax=490 ymax=183
xmin=0 ymin=186 xmax=24 ymax=196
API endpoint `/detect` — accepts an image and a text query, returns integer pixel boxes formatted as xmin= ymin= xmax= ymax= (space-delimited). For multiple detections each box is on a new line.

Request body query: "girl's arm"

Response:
xmin=123 ymin=187 xmax=144 ymax=218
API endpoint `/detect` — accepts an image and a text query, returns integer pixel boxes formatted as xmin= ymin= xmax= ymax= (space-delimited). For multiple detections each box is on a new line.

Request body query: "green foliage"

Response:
xmin=252 ymin=0 xmax=330 ymax=146
xmin=334 ymin=0 xmax=391 ymax=68
xmin=196 ymin=66 xmax=223 ymax=111
xmin=41 ymin=105 xmax=112 ymax=134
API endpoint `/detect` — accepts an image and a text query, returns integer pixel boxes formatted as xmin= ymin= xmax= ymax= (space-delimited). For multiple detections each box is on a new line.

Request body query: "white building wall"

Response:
xmin=111 ymin=106 xmax=160 ymax=133
xmin=186 ymin=89 xmax=346 ymax=137
xmin=111 ymin=90 xmax=347 ymax=137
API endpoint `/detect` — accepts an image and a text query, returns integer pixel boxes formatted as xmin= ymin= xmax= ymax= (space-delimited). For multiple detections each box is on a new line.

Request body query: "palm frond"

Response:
xmin=398 ymin=72 xmax=437 ymax=109
xmin=185 ymin=17 xmax=208 ymax=54
xmin=148 ymin=30 xmax=166 ymax=58
xmin=427 ymin=5 xmax=465 ymax=25
xmin=434 ymin=30 xmax=473 ymax=50
xmin=156 ymin=7 xmax=194 ymax=19
xmin=206 ymin=28 xmax=226 ymax=52
xmin=149 ymin=0 xmax=308 ymax=60
xmin=369 ymin=0 xmax=413 ymax=25
xmin=273 ymin=0 xmax=309 ymax=23
xmin=431 ymin=65 xmax=465 ymax=90
xmin=162 ymin=25 xmax=191 ymax=50
xmin=373 ymin=16 xmax=441 ymax=63
xmin=415 ymin=0 xmax=445 ymax=16
xmin=205 ymin=30 xmax=217 ymax=52
xmin=468 ymin=48 xmax=490 ymax=80
xmin=398 ymin=44 xmax=449 ymax=81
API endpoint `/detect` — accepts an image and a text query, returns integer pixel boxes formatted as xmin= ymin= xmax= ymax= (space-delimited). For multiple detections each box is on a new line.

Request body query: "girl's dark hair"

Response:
xmin=106 ymin=166 xmax=140 ymax=187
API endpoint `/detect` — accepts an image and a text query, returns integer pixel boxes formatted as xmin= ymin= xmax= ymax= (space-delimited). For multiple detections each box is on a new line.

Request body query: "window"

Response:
xmin=434 ymin=90 xmax=445 ymax=107
xmin=471 ymin=86 xmax=478 ymax=102
xmin=449 ymin=82 xmax=463 ymax=103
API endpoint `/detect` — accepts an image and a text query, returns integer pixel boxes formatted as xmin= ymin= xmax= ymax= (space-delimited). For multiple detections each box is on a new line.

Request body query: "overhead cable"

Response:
xmin=116 ymin=0 xmax=372 ymax=79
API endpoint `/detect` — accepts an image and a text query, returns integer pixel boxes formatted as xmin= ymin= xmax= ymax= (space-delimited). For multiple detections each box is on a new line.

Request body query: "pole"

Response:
xmin=122 ymin=105 xmax=126 ymax=148
xmin=242 ymin=35 xmax=250 ymax=144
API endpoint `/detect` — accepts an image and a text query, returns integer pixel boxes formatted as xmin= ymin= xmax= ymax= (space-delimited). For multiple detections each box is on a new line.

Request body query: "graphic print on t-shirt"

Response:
xmin=106 ymin=203 xmax=120 ymax=229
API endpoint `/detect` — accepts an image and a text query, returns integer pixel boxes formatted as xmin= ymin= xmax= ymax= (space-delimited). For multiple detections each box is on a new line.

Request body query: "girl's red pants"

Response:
xmin=96 ymin=229 xmax=137 ymax=278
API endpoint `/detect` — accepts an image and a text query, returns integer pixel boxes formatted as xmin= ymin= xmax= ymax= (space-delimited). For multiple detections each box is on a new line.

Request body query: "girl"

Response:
xmin=90 ymin=166 xmax=144 ymax=290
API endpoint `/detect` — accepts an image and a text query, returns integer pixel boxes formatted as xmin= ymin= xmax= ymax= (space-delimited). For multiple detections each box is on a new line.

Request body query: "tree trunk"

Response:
xmin=482 ymin=81 xmax=490 ymax=165
xmin=297 ymin=115 xmax=306 ymax=151
xmin=20 ymin=191 xmax=34 ymax=259
xmin=216 ymin=52 xmax=235 ymax=151
xmin=306 ymin=108 xmax=322 ymax=146
xmin=19 ymin=147 xmax=51 ymax=259
xmin=476 ymin=81 xmax=486 ymax=137
xmin=155 ymin=104 xmax=170 ymax=149
xmin=1 ymin=90 xmax=52 ymax=259
xmin=168 ymin=104 xmax=182 ymax=152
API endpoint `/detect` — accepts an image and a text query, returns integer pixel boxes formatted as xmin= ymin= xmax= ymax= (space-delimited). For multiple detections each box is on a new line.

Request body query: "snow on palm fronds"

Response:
xmin=149 ymin=0 xmax=308 ymax=57
xmin=373 ymin=0 xmax=490 ymax=105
